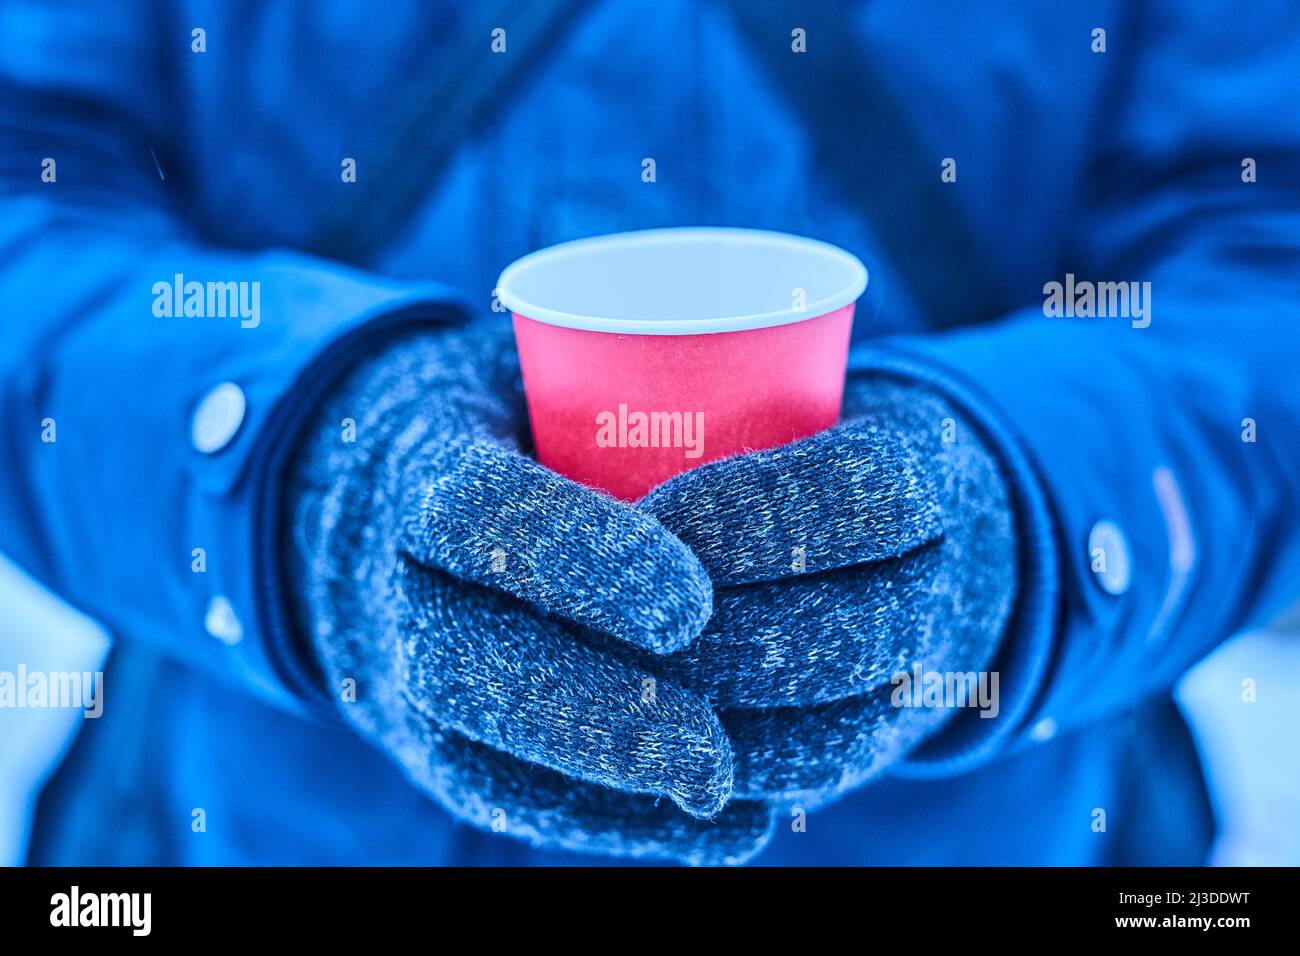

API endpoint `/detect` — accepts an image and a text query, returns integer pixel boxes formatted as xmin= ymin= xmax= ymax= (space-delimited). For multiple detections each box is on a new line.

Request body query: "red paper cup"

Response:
xmin=497 ymin=228 xmax=867 ymax=501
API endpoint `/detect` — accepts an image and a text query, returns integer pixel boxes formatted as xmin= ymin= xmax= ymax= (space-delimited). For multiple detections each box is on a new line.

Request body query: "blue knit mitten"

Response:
xmin=284 ymin=327 xmax=774 ymax=864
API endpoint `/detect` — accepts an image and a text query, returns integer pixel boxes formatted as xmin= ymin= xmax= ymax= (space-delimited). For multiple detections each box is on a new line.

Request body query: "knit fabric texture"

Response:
xmin=283 ymin=327 xmax=1016 ymax=863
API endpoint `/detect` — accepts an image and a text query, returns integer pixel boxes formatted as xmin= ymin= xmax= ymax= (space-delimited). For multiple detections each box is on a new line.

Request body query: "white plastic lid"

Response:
xmin=496 ymin=227 xmax=867 ymax=335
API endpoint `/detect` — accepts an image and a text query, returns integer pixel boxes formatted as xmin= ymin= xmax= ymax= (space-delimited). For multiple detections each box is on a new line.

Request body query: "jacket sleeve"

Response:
xmin=0 ymin=1 xmax=470 ymax=716
xmin=869 ymin=0 xmax=1300 ymax=776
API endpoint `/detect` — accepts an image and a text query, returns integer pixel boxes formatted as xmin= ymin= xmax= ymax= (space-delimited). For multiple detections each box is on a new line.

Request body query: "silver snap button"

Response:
xmin=1029 ymin=717 xmax=1057 ymax=742
xmin=1088 ymin=519 xmax=1132 ymax=595
xmin=205 ymin=595 xmax=243 ymax=645
xmin=191 ymin=382 xmax=246 ymax=454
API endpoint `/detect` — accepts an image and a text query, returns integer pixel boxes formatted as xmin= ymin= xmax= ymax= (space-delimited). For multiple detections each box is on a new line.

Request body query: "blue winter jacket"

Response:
xmin=2 ymin=0 xmax=1297 ymax=864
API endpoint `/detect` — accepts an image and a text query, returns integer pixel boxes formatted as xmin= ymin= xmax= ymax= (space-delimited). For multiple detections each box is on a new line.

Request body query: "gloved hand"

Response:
xmin=284 ymin=326 xmax=774 ymax=865
xmin=637 ymin=367 xmax=1019 ymax=807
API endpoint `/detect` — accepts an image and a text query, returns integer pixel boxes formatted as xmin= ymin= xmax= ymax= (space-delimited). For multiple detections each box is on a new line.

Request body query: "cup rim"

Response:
xmin=496 ymin=227 xmax=867 ymax=335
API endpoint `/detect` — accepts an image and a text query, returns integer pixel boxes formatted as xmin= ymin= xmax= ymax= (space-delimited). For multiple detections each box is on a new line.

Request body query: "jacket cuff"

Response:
xmin=198 ymin=272 xmax=472 ymax=717
xmin=844 ymin=340 xmax=1062 ymax=777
